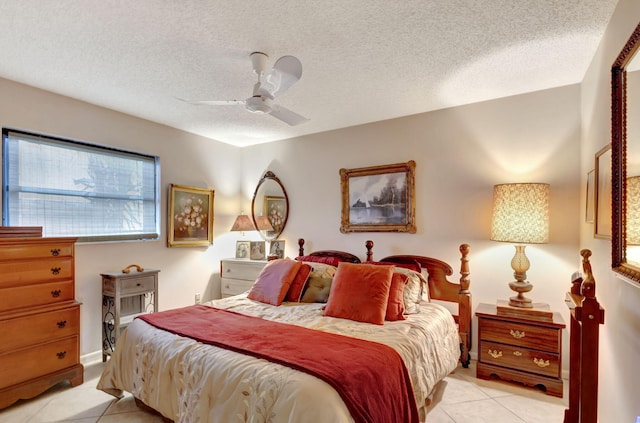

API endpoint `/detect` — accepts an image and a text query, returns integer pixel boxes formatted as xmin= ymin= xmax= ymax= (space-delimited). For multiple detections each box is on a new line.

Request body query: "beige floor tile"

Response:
xmin=442 ymin=397 xmax=526 ymax=423
xmin=495 ymin=393 xmax=567 ymax=423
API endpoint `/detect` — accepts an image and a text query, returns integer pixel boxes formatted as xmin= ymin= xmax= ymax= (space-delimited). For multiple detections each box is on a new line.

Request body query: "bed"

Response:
xmin=97 ymin=240 xmax=472 ymax=422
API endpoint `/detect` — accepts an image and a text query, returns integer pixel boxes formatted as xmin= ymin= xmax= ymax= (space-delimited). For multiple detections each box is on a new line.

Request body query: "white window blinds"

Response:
xmin=2 ymin=129 xmax=160 ymax=242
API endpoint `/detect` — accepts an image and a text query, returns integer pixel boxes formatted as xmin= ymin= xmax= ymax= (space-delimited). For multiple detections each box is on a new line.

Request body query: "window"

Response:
xmin=2 ymin=129 xmax=160 ymax=242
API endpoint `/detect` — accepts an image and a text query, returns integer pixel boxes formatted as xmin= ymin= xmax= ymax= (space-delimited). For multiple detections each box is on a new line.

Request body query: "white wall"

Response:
xmin=581 ymin=0 xmax=640 ymax=421
xmin=245 ymin=84 xmax=582 ymax=366
xmin=0 ymin=78 xmax=247 ymax=358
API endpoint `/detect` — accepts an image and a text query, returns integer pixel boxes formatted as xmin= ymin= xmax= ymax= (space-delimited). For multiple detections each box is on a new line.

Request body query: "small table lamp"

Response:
xmin=230 ymin=214 xmax=255 ymax=236
xmin=491 ymin=183 xmax=550 ymax=309
xmin=254 ymin=215 xmax=275 ymax=233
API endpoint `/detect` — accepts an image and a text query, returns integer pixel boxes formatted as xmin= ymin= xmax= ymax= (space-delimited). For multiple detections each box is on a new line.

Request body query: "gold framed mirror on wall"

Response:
xmin=612 ymin=21 xmax=640 ymax=282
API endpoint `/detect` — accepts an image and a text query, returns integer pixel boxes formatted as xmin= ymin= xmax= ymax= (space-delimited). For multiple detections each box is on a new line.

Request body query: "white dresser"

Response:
xmin=220 ymin=259 xmax=267 ymax=297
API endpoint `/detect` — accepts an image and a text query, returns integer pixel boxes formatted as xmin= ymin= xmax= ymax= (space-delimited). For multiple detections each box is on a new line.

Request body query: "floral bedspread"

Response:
xmin=97 ymin=294 xmax=460 ymax=423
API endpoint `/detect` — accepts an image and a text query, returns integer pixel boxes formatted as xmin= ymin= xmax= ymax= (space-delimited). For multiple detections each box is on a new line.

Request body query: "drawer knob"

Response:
xmin=513 ymin=350 xmax=522 ymax=357
xmin=57 ymin=320 xmax=67 ymax=328
xmin=51 ymin=289 xmax=61 ymax=297
xmin=51 ymin=267 xmax=61 ymax=275
xmin=534 ymin=358 xmax=550 ymax=368
xmin=510 ymin=329 xmax=525 ymax=339
xmin=56 ymin=351 xmax=67 ymax=359
xmin=50 ymin=248 xmax=61 ymax=256
xmin=488 ymin=349 xmax=503 ymax=359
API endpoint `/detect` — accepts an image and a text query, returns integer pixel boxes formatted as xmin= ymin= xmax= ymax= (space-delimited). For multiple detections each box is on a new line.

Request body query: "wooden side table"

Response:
xmin=101 ymin=267 xmax=159 ymax=361
xmin=476 ymin=302 xmax=565 ymax=397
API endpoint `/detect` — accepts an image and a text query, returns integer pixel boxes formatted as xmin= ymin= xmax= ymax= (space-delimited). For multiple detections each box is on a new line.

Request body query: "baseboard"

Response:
xmin=81 ymin=350 xmax=103 ymax=366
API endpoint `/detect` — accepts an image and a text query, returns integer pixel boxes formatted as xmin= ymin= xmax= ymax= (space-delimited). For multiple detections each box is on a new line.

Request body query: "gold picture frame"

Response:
xmin=594 ymin=145 xmax=612 ymax=239
xmin=167 ymin=184 xmax=214 ymax=247
xmin=339 ymin=160 xmax=416 ymax=233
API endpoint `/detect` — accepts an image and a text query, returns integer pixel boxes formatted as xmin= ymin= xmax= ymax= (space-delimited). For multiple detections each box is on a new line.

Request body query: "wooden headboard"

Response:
xmin=297 ymin=238 xmax=472 ymax=367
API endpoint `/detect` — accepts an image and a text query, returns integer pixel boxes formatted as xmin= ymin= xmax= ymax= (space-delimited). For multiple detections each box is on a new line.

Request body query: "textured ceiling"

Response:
xmin=0 ymin=1 xmax=619 ymax=147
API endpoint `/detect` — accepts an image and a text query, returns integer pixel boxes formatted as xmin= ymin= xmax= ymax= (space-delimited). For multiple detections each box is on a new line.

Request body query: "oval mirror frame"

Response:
xmin=251 ymin=171 xmax=289 ymax=242
xmin=612 ymin=22 xmax=640 ymax=282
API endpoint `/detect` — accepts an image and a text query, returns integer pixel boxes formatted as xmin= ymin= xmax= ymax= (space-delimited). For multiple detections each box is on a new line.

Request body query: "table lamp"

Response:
xmin=230 ymin=214 xmax=255 ymax=236
xmin=491 ymin=183 xmax=549 ymax=309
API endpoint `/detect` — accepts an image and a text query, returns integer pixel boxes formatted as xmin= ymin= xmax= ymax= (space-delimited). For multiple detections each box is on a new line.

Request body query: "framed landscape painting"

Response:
xmin=339 ymin=160 xmax=416 ymax=233
xmin=167 ymin=184 xmax=214 ymax=247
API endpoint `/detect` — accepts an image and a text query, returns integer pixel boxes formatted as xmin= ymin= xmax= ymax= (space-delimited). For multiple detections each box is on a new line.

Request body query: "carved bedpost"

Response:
xmin=458 ymin=243 xmax=471 ymax=368
xmin=298 ymin=238 xmax=305 ymax=257
xmin=365 ymin=240 xmax=374 ymax=261
xmin=580 ymin=249 xmax=595 ymax=298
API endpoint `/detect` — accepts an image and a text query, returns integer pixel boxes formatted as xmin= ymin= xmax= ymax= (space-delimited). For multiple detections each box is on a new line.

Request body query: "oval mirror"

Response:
xmin=251 ymin=171 xmax=289 ymax=242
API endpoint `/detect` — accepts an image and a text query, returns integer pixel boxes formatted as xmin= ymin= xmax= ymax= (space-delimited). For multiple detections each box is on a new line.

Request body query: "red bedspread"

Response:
xmin=138 ymin=305 xmax=419 ymax=423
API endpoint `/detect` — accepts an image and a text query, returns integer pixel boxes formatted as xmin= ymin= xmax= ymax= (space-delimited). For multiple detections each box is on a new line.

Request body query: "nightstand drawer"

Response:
xmin=479 ymin=341 xmax=560 ymax=378
xmin=221 ymin=277 xmax=254 ymax=297
xmin=103 ymin=274 xmax=156 ymax=296
xmin=222 ymin=260 xmax=265 ymax=281
xmin=480 ymin=318 xmax=560 ymax=352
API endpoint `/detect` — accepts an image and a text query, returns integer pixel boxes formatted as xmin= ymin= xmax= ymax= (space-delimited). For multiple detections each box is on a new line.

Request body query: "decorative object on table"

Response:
xmin=594 ymin=144 xmax=612 ymax=239
xmin=250 ymin=241 xmax=266 ymax=260
xmin=230 ymin=213 xmax=255 ymax=236
xmin=235 ymin=240 xmax=250 ymax=259
xmin=167 ymin=184 xmax=214 ymax=247
xmin=269 ymin=240 xmax=285 ymax=259
xmin=102 ymin=267 xmax=159 ymax=361
xmin=490 ymin=183 xmax=550 ymax=317
xmin=339 ymin=160 xmax=416 ymax=233
xmin=585 ymin=169 xmax=595 ymax=223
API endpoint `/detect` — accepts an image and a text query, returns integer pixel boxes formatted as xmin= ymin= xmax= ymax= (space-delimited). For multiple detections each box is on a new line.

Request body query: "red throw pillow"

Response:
xmin=296 ymin=255 xmax=341 ymax=267
xmin=285 ymin=263 xmax=312 ymax=302
xmin=386 ymin=273 xmax=408 ymax=321
xmin=247 ymin=259 xmax=302 ymax=306
xmin=323 ymin=262 xmax=393 ymax=325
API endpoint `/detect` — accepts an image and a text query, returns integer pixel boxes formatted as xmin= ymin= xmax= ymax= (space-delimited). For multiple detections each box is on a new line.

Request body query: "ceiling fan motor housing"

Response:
xmin=246 ymin=95 xmax=272 ymax=114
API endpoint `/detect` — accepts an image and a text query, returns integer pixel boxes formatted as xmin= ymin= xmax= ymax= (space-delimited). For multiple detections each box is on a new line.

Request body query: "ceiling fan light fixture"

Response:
xmin=246 ymin=96 xmax=272 ymax=114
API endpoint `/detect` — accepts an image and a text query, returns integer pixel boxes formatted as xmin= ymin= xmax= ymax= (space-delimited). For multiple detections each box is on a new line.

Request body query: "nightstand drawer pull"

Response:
xmin=513 ymin=350 xmax=522 ymax=357
xmin=510 ymin=329 xmax=525 ymax=339
xmin=488 ymin=349 xmax=503 ymax=359
xmin=534 ymin=358 xmax=550 ymax=368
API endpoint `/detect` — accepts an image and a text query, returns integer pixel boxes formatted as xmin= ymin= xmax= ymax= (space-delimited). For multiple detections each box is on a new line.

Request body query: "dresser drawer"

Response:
xmin=221 ymin=260 xmax=265 ymax=281
xmin=479 ymin=318 xmax=560 ymax=352
xmin=0 ymin=257 xmax=74 ymax=288
xmin=0 ymin=280 xmax=74 ymax=312
xmin=479 ymin=340 xmax=560 ymax=378
xmin=103 ymin=274 xmax=156 ymax=296
xmin=0 ymin=240 xmax=74 ymax=261
xmin=0 ymin=305 xmax=80 ymax=353
xmin=0 ymin=335 xmax=79 ymax=389
xmin=221 ymin=277 xmax=254 ymax=297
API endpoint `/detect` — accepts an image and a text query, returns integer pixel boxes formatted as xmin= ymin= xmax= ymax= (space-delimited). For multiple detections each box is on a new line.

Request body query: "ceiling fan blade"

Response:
xmin=260 ymin=55 xmax=303 ymax=98
xmin=269 ymin=104 xmax=309 ymax=126
xmin=183 ymin=99 xmax=245 ymax=106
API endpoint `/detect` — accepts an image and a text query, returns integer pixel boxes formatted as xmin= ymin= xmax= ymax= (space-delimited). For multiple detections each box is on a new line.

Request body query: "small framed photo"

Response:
xmin=269 ymin=240 xmax=285 ymax=259
xmin=235 ymin=241 xmax=250 ymax=259
xmin=250 ymin=241 xmax=266 ymax=260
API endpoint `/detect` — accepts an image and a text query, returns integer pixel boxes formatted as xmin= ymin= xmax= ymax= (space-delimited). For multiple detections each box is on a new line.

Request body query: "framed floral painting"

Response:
xmin=167 ymin=184 xmax=214 ymax=247
xmin=264 ymin=196 xmax=286 ymax=237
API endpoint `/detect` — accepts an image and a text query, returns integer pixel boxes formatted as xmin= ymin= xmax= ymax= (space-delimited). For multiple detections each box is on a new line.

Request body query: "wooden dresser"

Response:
xmin=0 ymin=237 xmax=83 ymax=409
xmin=220 ymin=259 xmax=266 ymax=297
xmin=476 ymin=303 xmax=565 ymax=397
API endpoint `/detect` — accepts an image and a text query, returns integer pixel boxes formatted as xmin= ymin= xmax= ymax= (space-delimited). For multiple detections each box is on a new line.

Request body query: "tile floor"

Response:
xmin=0 ymin=360 xmax=568 ymax=422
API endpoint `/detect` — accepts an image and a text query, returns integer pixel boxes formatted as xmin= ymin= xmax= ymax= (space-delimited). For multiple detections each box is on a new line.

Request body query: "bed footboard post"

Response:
xmin=298 ymin=238 xmax=305 ymax=257
xmin=458 ymin=244 xmax=472 ymax=368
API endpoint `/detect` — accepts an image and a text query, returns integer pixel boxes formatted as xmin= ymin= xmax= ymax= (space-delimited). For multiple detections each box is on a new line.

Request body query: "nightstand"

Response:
xmin=220 ymin=259 xmax=267 ymax=297
xmin=101 ymin=267 xmax=159 ymax=361
xmin=476 ymin=302 xmax=565 ymax=397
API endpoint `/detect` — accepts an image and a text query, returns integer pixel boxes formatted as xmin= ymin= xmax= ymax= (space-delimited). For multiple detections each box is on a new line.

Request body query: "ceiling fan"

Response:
xmin=186 ymin=52 xmax=309 ymax=126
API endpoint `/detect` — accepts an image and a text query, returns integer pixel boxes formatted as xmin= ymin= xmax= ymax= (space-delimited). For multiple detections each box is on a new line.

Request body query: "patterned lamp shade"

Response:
xmin=491 ymin=183 xmax=550 ymax=244
xmin=255 ymin=215 xmax=274 ymax=231
xmin=230 ymin=214 xmax=255 ymax=232
xmin=627 ymin=176 xmax=640 ymax=245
